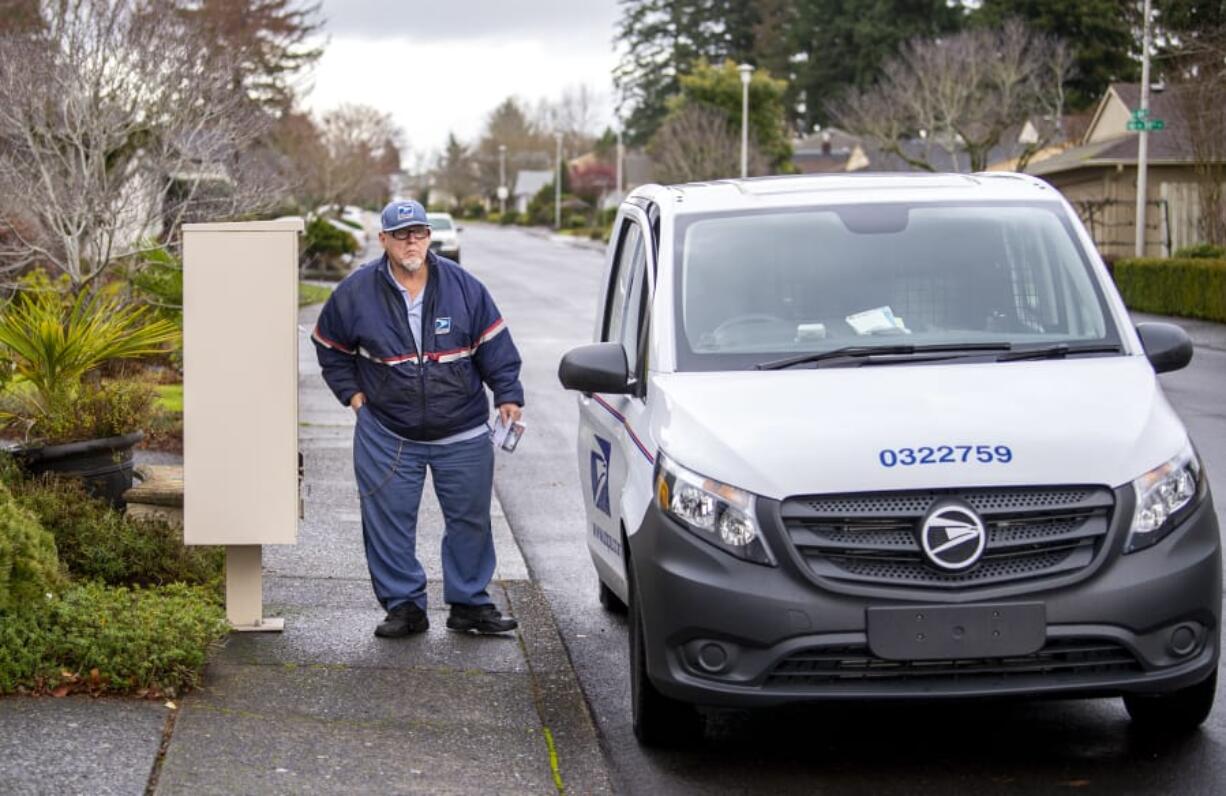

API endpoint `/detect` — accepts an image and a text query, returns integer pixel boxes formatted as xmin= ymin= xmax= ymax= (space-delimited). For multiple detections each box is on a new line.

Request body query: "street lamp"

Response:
xmin=738 ymin=63 xmax=754 ymax=179
xmin=497 ymin=144 xmax=507 ymax=215
xmin=554 ymin=131 xmax=563 ymax=230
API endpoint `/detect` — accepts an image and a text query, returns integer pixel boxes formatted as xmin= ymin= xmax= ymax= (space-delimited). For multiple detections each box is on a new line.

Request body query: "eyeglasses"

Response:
xmin=389 ymin=227 xmax=430 ymax=241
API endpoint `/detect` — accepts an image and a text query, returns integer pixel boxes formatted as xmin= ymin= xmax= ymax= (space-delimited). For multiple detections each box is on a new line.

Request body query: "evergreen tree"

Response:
xmin=666 ymin=59 xmax=792 ymax=169
xmin=614 ymin=0 xmax=758 ymax=145
xmin=436 ymin=133 xmax=475 ymax=207
xmin=973 ymin=0 xmax=1139 ymax=110
xmin=172 ymin=0 xmax=324 ymax=113
xmin=790 ymin=0 xmax=964 ymax=132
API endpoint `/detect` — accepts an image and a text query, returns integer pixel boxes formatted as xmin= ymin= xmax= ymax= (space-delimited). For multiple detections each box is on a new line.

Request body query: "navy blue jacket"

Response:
xmin=312 ymin=252 xmax=524 ymax=441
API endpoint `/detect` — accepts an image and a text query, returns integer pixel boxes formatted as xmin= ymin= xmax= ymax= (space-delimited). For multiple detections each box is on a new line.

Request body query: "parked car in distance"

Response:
xmin=558 ymin=172 xmax=1218 ymax=746
xmin=427 ymin=212 xmax=462 ymax=263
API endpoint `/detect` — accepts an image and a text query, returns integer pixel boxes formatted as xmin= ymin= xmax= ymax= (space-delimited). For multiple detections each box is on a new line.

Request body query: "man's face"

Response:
xmin=380 ymin=225 xmax=431 ymax=271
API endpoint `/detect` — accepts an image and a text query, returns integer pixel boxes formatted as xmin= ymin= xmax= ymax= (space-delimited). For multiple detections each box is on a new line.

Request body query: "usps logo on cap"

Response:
xmin=396 ymin=204 xmax=416 ymax=220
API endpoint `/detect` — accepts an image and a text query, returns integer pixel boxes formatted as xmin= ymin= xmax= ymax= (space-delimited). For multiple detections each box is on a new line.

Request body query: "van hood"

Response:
xmin=650 ymin=356 xmax=1185 ymax=500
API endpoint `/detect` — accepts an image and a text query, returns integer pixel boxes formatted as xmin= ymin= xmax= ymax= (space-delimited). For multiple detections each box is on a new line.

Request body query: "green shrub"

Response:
xmin=1173 ymin=243 xmax=1226 ymax=259
xmin=499 ymin=211 xmax=520 ymax=226
xmin=0 ymin=581 xmax=227 ymax=696
xmin=301 ymin=217 xmax=359 ymax=277
xmin=0 ymin=276 xmax=180 ymax=443
xmin=32 ymin=379 xmax=157 ymax=446
xmin=0 ymin=483 xmax=66 ymax=613
xmin=333 ymin=216 xmax=363 ymax=231
xmin=8 ymin=471 xmax=222 ymax=589
xmin=565 ymin=213 xmax=588 ymax=229
xmin=129 ymin=243 xmax=184 ymax=326
xmin=1113 ymin=257 xmax=1226 ymax=323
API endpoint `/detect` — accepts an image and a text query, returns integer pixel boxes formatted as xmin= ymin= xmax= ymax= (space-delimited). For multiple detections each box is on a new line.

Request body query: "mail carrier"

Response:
xmin=558 ymin=173 xmax=1220 ymax=745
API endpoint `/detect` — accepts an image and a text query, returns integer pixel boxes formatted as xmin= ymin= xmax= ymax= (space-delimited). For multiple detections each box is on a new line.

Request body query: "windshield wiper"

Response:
xmin=996 ymin=343 xmax=1122 ymax=362
xmin=755 ymin=342 xmax=1014 ymax=371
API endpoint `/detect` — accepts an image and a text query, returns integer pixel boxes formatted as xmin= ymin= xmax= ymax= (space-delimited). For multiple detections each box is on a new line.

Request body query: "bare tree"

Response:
xmin=647 ymin=103 xmax=766 ymax=184
xmin=0 ymin=0 xmax=274 ymax=288
xmin=835 ymin=21 xmax=1072 ymax=173
xmin=311 ymin=104 xmax=402 ymax=211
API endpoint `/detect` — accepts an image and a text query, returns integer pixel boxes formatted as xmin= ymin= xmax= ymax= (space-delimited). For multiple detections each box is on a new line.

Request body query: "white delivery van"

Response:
xmin=558 ymin=173 xmax=1220 ymax=746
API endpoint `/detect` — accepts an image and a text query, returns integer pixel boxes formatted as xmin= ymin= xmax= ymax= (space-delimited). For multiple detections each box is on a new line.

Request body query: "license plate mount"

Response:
xmin=866 ymin=602 xmax=1046 ymax=661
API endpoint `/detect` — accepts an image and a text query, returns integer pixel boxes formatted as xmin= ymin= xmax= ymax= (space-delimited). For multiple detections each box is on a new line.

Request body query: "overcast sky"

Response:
xmin=307 ymin=1 xmax=622 ymax=163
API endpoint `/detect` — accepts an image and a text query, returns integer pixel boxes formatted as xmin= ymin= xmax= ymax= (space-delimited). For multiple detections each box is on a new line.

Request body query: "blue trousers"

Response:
xmin=353 ymin=407 xmax=496 ymax=612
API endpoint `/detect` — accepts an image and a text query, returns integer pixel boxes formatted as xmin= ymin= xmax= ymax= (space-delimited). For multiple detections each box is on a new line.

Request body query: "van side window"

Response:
xmin=620 ymin=238 xmax=648 ymax=378
xmin=604 ymin=222 xmax=644 ymax=345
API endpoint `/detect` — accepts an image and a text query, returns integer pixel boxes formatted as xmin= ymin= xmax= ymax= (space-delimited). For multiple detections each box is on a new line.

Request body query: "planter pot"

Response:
xmin=15 ymin=431 xmax=144 ymax=508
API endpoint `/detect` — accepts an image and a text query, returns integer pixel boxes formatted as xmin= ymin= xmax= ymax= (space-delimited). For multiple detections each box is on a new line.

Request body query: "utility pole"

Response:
xmin=555 ymin=132 xmax=563 ymax=230
xmin=738 ymin=63 xmax=755 ymax=178
xmin=497 ymin=144 xmax=507 ymax=215
xmin=1135 ymin=0 xmax=1153 ymax=257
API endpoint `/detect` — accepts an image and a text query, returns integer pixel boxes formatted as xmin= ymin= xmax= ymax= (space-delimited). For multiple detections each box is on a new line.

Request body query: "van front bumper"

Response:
xmin=629 ymin=492 xmax=1221 ymax=708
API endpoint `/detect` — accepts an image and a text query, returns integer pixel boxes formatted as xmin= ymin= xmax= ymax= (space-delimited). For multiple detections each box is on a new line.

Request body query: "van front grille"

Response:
xmin=781 ymin=486 xmax=1114 ymax=590
xmin=765 ymin=639 xmax=1140 ymax=689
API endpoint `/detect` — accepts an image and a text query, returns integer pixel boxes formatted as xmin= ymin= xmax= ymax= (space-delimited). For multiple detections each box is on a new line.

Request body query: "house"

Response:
xmin=1030 ymin=83 xmax=1223 ymax=258
xmin=512 ymin=169 xmax=553 ymax=214
xmin=792 ymin=128 xmax=861 ymax=173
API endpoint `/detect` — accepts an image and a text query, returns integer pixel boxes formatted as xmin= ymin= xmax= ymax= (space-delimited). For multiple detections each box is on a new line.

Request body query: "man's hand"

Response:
xmin=497 ymin=403 xmax=522 ymax=426
xmin=349 ymin=392 xmax=366 ymax=413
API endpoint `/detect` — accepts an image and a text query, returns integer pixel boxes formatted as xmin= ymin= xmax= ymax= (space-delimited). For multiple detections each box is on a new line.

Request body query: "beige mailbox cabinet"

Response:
xmin=183 ymin=219 xmax=303 ymax=630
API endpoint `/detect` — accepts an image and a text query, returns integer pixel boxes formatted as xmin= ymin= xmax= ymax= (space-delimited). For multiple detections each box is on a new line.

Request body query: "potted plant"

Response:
xmin=0 ymin=280 xmax=180 ymax=505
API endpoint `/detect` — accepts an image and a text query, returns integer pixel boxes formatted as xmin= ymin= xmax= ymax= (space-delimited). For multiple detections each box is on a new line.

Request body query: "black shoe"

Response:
xmin=446 ymin=603 xmax=518 ymax=634
xmin=375 ymin=602 xmax=429 ymax=637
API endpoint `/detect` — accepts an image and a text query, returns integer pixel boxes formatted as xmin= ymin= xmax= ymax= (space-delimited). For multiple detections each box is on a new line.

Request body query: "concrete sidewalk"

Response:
xmin=153 ymin=303 xmax=609 ymax=795
xmin=0 ymin=301 xmax=610 ymax=795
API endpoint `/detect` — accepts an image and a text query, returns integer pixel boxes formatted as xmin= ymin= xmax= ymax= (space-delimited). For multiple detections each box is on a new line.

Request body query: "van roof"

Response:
xmin=631 ymin=172 xmax=1059 ymax=214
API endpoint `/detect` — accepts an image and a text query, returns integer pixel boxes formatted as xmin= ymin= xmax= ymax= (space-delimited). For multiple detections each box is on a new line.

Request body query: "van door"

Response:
xmin=577 ymin=214 xmax=653 ymax=599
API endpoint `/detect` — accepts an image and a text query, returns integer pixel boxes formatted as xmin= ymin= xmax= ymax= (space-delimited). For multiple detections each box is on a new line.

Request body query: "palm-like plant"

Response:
xmin=0 ymin=287 xmax=180 ymax=441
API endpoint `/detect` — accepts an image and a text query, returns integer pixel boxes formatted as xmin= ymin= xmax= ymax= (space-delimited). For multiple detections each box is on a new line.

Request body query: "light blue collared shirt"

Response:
xmin=383 ymin=262 xmax=488 ymax=446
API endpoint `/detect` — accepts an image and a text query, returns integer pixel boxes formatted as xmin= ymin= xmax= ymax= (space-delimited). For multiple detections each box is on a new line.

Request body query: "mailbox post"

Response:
xmin=182 ymin=219 xmax=303 ymax=631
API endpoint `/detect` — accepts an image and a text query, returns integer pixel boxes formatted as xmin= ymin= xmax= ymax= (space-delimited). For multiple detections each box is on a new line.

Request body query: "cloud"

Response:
xmin=305 ymin=34 xmax=618 ymax=158
xmin=318 ymin=0 xmax=619 ymax=49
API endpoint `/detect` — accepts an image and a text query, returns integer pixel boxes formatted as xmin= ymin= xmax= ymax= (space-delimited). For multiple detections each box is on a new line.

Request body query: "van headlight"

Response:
xmin=654 ymin=454 xmax=775 ymax=566
xmin=1124 ymin=443 xmax=1206 ymax=553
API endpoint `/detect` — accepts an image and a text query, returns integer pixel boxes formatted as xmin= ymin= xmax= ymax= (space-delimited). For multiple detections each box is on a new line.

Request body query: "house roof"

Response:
xmin=1029 ymin=83 xmax=1217 ymax=177
xmin=513 ymin=169 xmax=553 ymax=197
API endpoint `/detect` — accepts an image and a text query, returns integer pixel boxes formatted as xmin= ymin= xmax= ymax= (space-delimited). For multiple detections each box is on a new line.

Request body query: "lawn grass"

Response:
xmin=154 ymin=384 xmax=183 ymax=413
xmin=299 ymin=281 xmax=334 ymax=307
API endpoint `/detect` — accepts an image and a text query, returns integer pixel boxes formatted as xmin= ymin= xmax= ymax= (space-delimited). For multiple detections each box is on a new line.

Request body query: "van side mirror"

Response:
xmin=1136 ymin=322 xmax=1194 ymax=373
xmin=558 ymin=342 xmax=633 ymax=394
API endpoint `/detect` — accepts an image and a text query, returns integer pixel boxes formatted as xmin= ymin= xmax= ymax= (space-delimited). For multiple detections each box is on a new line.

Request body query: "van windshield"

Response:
xmin=675 ymin=202 xmax=1121 ymax=370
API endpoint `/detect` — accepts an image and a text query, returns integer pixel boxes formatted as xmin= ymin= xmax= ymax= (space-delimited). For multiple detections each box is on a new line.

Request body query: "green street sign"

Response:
xmin=1127 ymin=116 xmax=1166 ymax=132
xmin=1131 ymin=107 xmax=1151 ymax=120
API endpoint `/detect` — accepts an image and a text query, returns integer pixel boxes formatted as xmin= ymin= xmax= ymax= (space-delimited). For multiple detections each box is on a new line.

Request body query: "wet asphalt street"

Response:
xmin=459 ymin=223 xmax=1226 ymax=795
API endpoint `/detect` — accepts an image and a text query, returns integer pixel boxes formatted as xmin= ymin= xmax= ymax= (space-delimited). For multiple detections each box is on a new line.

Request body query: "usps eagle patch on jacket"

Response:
xmin=312 ymin=252 xmax=524 ymax=441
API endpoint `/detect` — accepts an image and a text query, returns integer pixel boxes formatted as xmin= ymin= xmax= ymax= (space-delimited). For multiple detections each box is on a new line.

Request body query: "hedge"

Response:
xmin=1113 ymin=257 xmax=1226 ymax=323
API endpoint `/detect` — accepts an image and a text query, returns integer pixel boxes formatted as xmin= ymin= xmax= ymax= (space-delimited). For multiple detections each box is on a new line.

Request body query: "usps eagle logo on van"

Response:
xmin=591 ymin=436 xmax=611 ymax=516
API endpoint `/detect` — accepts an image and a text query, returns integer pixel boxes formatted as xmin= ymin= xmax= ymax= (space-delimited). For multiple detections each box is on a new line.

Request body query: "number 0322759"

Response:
xmin=879 ymin=445 xmax=1013 ymax=467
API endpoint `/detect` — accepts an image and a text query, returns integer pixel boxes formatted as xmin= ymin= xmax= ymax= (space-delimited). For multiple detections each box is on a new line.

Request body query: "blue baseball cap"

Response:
xmin=380 ymin=199 xmax=430 ymax=232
